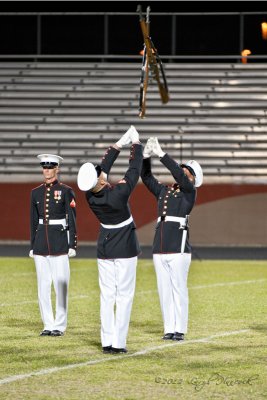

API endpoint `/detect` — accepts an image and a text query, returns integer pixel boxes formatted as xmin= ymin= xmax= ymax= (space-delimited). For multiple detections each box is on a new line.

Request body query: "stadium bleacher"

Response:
xmin=0 ymin=61 xmax=267 ymax=183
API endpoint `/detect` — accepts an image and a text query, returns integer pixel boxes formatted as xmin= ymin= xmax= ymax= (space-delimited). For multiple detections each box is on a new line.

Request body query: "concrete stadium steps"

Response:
xmin=0 ymin=61 xmax=267 ymax=182
xmin=1 ymin=100 xmax=267 ymax=109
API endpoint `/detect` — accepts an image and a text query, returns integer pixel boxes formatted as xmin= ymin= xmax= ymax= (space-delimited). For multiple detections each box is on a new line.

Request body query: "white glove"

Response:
xmin=68 ymin=248 xmax=76 ymax=258
xmin=129 ymin=125 xmax=139 ymax=144
xmin=152 ymin=137 xmax=165 ymax=158
xmin=115 ymin=126 xmax=132 ymax=148
xmin=29 ymin=250 xmax=34 ymax=258
xmin=143 ymin=138 xmax=154 ymax=158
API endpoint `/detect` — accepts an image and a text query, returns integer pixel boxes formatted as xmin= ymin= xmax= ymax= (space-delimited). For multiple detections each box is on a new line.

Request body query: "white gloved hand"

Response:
xmin=143 ymin=138 xmax=154 ymax=158
xmin=68 ymin=248 xmax=76 ymax=258
xmin=129 ymin=125 xmax=139 ymax=144
xmin=152 ymin=137 xmax=165 ymax=158
xmin=29 ymin=250 xmax=34 ymax=258
xmin=115 ymin=126 xmax=132 ymax=148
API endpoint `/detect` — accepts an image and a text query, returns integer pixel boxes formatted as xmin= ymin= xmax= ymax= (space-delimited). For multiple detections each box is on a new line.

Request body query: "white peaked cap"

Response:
xmin=184 ymin=160 xmax=203 ymax=187
xmin=37 ymin=154 xmax=63 ymax=164
xmin=77 ymin=162 xmax=98 ymax=191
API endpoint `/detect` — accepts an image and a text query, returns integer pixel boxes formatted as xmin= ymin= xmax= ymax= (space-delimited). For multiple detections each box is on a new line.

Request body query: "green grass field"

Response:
xmin=0 ymin=257 xmax=266 ymax=399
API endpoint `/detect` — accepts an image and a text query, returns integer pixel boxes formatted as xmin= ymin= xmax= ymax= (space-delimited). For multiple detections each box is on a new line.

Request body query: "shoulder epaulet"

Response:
xmin=59 ymin=183 xmax=73 ymax=190
xmin=32 ymin=183 xmax=44 ymax=191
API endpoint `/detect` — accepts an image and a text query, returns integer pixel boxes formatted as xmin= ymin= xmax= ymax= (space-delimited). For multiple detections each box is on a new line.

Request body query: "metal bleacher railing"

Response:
xmin=0 ymin=11 xmax=267 ymax=183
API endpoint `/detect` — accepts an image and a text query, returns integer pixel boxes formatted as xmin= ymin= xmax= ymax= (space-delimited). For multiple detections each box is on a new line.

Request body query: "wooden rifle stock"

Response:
xmin=149 ymin=39 xmax=169 ymax=104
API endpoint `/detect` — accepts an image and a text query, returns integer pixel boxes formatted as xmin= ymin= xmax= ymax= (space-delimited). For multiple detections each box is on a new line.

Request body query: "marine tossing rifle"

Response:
xmin=137 ymin=4 xmax=169 ymax=118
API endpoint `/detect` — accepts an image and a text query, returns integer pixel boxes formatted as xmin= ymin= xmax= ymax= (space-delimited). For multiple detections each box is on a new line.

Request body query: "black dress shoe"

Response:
xmin=172 ymin=332 xmax=184 ymax=341
xmin=111 ymin=347 xmax=128 ymax=354
xmin=51 ymin=330 xmax=64 ymax=336
xmin=162 ymin=333 xmax=174 ymax=340
xmin=40 ymin=330 xmax=51 ymax=336
xmin=102 ymin=346 xmax=112 ymax=354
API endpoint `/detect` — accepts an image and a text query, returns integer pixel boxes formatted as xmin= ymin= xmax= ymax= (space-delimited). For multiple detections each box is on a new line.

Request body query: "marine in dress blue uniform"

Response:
xmin=30 ymin=154 xmax=77 ymax=336
xmin=141 ymin=137 xmax=203 ymax=341
xmin=77 ymin=126 xmax=142 ymax=353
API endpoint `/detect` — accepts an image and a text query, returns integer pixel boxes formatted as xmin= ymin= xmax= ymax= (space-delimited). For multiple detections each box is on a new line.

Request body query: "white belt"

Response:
xmin=39 ymin=218 xmax=67 ymax=228
xmin=157 ymin=216 xmax=186 ymax=226
xmin=100 ymin=215 xmax=133 ymax=229
xmin=157 ymin=215 xmax=189 ymax=254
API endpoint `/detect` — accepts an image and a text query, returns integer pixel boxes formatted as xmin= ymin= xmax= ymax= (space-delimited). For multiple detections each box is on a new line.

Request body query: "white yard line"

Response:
xmin=134 ymin=279 xmax=267 ymax=295
xmin=0 ymin=279 xmax=265 ymax=307
xmin=189 ymin=279 xmax=267 ymax=290
xmin=0 ymin=294 xmax=99 ymax=307
xmin=0 ymin=329 xmax=249 ymax=385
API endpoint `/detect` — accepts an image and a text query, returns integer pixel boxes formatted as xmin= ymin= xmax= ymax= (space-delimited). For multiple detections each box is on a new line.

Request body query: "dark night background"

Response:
xmin=0 ymin=2 xmax=266 ymax=58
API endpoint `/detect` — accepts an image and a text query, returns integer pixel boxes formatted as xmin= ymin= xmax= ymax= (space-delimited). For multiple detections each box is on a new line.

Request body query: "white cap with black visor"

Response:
xmin=181 ymin=160 xmax=203 ymax=187
xmin=37 ymin=154 xmax=63 ymax=168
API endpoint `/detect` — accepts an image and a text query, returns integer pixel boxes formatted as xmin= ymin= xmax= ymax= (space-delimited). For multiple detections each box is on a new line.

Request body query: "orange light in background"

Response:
xmin=261 ymin=22 xmax=267 ymax=40
xmin=241 ymin=49 xmax=251 ymax=64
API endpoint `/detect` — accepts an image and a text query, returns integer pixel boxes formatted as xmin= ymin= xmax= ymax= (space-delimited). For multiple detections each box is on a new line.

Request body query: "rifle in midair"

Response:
xmin=137 ymin=5 xmax=169 ymax=119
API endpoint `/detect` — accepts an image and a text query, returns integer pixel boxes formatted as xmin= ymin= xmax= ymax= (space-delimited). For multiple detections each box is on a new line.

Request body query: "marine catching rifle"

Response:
xmin=137 ymin=5 xmax=169 ymax=119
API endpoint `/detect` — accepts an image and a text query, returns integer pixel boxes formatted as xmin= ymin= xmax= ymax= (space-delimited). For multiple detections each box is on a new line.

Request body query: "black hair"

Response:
xmin=94 ymin=164 xmax=102 ymax=177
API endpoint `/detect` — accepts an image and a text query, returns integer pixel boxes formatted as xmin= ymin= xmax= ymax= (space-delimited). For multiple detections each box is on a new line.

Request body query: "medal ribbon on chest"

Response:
xmin=54 ymin=190 xmax=62 ymax=200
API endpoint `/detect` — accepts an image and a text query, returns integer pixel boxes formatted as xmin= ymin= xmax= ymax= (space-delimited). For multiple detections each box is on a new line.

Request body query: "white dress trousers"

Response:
xmin=34 ymin=254 xmax=70 ymax=332
xmin=153 ymin=253 xmax=191 ymax=334
xmin=97 ymin=257 xmax=137 ymax=348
